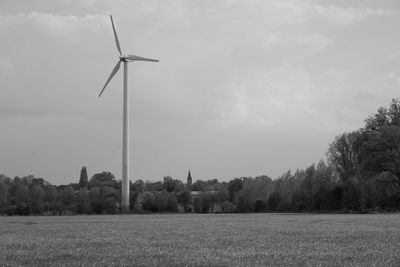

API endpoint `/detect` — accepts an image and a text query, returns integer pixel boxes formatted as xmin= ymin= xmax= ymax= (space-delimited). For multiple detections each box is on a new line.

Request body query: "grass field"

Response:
xmin=0 ymin=214 xmax=400 ymax=266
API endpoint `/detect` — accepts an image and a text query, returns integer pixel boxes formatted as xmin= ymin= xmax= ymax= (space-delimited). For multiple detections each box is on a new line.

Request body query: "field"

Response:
xmin=0 ymin=214 xmax=400 ymax=266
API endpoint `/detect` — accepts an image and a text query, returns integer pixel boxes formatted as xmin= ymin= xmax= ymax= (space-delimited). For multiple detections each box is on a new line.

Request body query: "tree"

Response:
xmin=76 ymin=188 xmax=92 ymax=214
xmin=156 ymin=190 xmax=170 ymax=212
xmin=89 ymin=172 xmax=117 ymax=189
xmin=328 ymin=132 xmax=358 ymax=182
xmin=130 ymin=190 xmax=139 ymax=210
xmin=358 ymin=125 xmax=400 ymax=186
xmin=357 ymin=99 xmax=400 ymax=188
xmin=341 ymin=178 xmax=360 ymax=210
xmin=234 ymin=177 xmax=262 ymax=212
xmin=61 ymin=186 xmax=75 ymax=207
xmin=299 ymin=164 xmax=316 ymax=209
xmin=15 ymin=185 xmax=29 ymax=205
xmin=30 ymin=185 xmax=45 ymax=200
xmin=44 ymin=185 xmax=58 ymax=203
xmin=167 ymin=194 xmax=178 ymax=212
xmin=273 ymin=172 xmax=298 ymax=211
xmin=253 ymin=198 xmax=266 ymax=212
xmin=89 ymin=187 xmax=102 ymax=213
xmin=14 ymin=185 xmax=30 ymax=215
xmin=178 ymin=190 xmax=192 ymax=212
xmin=30 ymin=185 xmax=45 ymax=214
xmin=131 ymin=179 xmax=144 ymax=193
xmin=311 ymin=160 xmax=336 ymax=210
xmin=201 ymin=194 xmax=212 ymax=213
xmin=163 ymin=176 xmax=182 ymax=192
xmin=0 ymin=174 xmax=12 ymax=184
xmin=364 ymin=99 xmax=400 ymax=131
xmin=100 ymin=186 xmax=118 ymax=214
xmin=365 ymin=107 xmax=390 ymax=131
xmin=136 ymin=191 xmax=156 ymax=212
xmin=234 ymin=193 xmax=247 ymax=212
xmin=326 ymin=187 xmax=343 ymax=210
xmin=267 ymin=191 xmax=280 ymax=211
xmin=221 ymin=201 xmax=236 ymax=213
xmin=0 ymin=181 xmax=9 ymax=213
xmin=228 ymin=178 xmax=243 ymax=201
xmin=79 ymin=166 xmax=89 ymax=188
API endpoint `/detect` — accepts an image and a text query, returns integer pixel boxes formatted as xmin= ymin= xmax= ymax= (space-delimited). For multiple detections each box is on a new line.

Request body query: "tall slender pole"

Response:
xmin=122 ymin=61 xmax=130 ymax=212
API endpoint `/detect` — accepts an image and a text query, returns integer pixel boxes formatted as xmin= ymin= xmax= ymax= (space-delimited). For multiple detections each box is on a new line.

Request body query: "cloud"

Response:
xmin=0 ymin=12 xmax=109 ymax=34
xmin=127 ymin=0 xmax=399 ymax=133
xmin=221 ymin=64 xmax=315 ymax=127
xmin=264 ymin=31 xmax=331 ymax=56
xmin=311 ymin=4 xmax=397 ymax=25
xmin=388 ymin=72 xmax=400 ymax=85
xmin=0 ymin=12 xmax=117 ymax=121
xmin=0 ymin=58 xmax=13 ymax=76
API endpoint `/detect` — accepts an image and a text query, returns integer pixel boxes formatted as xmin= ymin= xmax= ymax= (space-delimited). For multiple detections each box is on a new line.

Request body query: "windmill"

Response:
xmin=99 ymin=15 xmax=158 ymax=212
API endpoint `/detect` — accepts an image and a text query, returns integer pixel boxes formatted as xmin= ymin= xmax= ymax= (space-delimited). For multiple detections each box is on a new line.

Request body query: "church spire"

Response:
xmin=187 ymin=170 xmax=192 ymax=186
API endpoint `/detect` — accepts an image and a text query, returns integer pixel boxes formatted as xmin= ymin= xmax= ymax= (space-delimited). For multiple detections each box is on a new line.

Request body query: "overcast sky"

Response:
xmin=1 ymin=0 xmax=399 ymax=185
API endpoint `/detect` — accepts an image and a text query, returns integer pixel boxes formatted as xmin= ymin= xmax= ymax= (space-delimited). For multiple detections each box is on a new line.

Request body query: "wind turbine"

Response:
xmin=99 ymin=15 xmax=158 ymax=212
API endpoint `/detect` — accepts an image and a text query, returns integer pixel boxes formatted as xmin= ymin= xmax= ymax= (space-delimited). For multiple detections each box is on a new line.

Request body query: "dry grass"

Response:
xmin=0 ymin=214 xmax=400 ymax=266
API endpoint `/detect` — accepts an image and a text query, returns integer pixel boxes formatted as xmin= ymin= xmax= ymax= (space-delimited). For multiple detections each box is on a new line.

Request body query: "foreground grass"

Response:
xmin=0 ymin=214 xmax=399 ymax=266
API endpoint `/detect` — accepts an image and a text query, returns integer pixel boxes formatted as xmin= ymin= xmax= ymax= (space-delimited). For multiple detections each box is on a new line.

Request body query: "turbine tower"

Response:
xmin=99 ymin=15 xmax=158 ymax=212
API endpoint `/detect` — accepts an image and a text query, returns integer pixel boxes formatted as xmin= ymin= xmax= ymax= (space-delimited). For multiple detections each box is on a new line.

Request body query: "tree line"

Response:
xmin=0 ymin=99 xmax=399 ymax=215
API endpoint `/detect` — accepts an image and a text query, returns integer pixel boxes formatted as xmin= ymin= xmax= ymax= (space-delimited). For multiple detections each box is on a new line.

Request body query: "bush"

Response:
xmin=267 ymin=191 xmax=280 ymax=211
xmin=221 ymin=201 xmax=236 ymax=213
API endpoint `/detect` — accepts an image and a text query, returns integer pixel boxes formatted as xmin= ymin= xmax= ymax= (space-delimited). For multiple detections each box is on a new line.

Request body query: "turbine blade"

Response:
xmin=110 ymin=15 xmax=122 ymax=56
xmin=99 ymin=61 xmax=121 ymax=97
xmin=126 ymin=54 xmax=159 ymax=62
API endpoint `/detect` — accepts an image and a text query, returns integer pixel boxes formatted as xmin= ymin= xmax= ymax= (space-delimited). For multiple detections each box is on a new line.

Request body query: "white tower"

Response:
xmin=98 ymin=16 xmax=158 ymax=212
